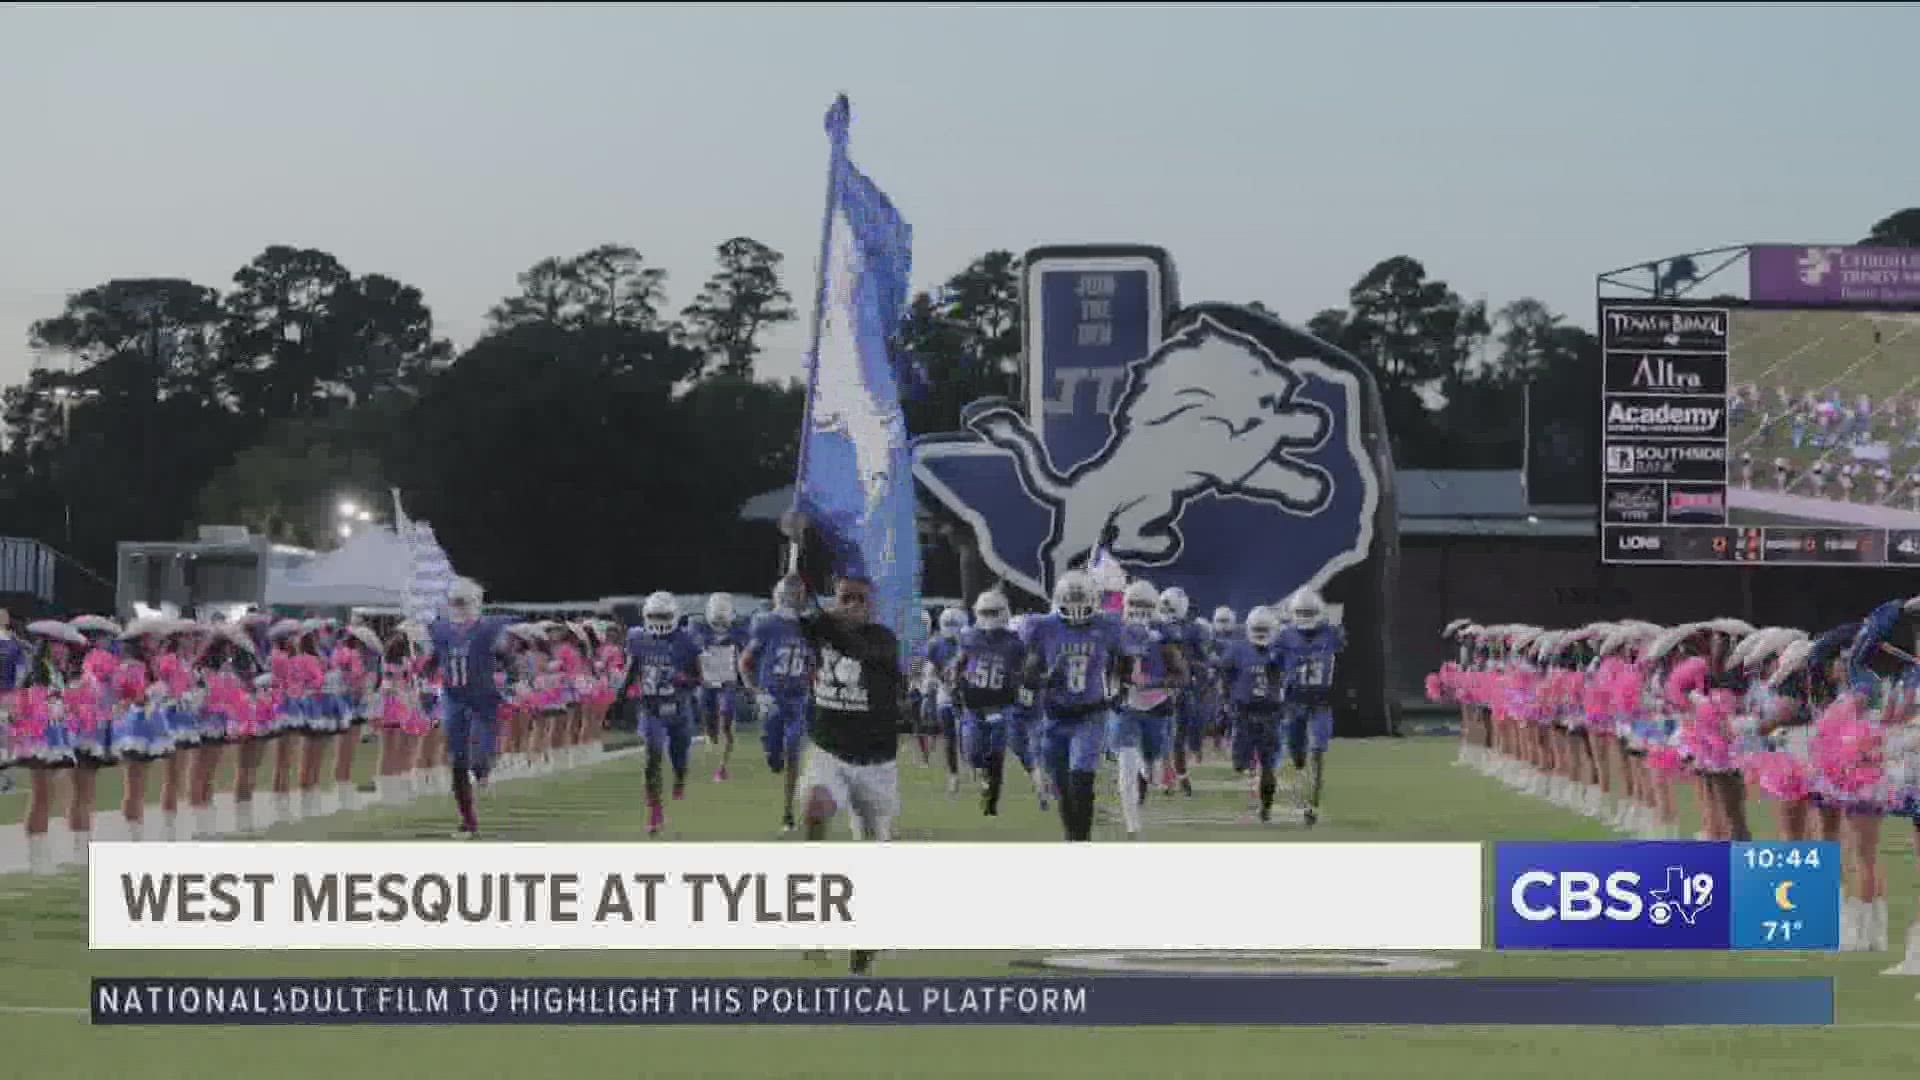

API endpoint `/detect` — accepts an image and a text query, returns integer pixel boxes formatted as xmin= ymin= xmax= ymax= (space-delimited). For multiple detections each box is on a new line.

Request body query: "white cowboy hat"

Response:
xmin=69 ymin=614 xmax=122 ymax=636
xmin=119 ymin=617 xmax=174 ymax=640
xmin=1767 ymin=640 xmax=1814 ymax=688
xmin=1643 ymin=623 xmax=1706 ymax=662
xmin=267 ymin=619 xmax=303 ymax=640
xmin=220 ymin=623 xmax=259 ymax=655
xmin=347 ymin=626 xmax=383 ymax=653
xmin=26 ymin=620 xmax=85 ymax=646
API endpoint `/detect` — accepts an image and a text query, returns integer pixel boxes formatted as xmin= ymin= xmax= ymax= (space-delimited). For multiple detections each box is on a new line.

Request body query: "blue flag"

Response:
xmin=796 ymin=96 xmax=923 ymax=665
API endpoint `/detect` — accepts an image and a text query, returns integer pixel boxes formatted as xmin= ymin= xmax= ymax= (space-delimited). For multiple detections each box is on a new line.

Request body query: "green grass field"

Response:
xmin=3 ymin=735 xmax=1918 ymax=1079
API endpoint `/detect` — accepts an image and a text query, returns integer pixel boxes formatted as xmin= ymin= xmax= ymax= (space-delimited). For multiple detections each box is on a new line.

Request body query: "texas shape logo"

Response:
xmin=915 ymin=300 xmax=1381 ymax=611
xmin=970 ymin=315 xmax=1337 ymax=585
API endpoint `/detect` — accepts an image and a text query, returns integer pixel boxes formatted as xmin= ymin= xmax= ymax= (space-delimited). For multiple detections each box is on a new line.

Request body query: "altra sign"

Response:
xmin=1602 ymin=353 xmax=1728 ymax=395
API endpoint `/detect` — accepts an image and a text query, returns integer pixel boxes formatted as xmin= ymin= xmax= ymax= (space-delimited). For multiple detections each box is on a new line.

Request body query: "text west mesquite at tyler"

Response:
xmin=119 ymin=871 xmax=858 ymax=925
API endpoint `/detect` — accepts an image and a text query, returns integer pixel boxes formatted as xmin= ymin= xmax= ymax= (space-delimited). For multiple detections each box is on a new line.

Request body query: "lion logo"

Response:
xmin=967 ymin=315 xmax=1338 ymax=586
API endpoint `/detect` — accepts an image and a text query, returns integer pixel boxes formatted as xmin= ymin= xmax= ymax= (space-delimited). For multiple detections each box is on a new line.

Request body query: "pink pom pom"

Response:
xmin=1645 ymin=744 xmax=1687 ymax=777
xmin=111 ymin=660 xmax=149 ymax=703
xmin=1809 ymin=693 xmax=1887 ymax=800
xmin=83 ymin=648 xmax=117 ymax=683
xmin=12 ymin=688 xmax=50 ymax=739
xmin=1424 ymin=673 xmax=1445 ymax=702
xmin=1665 ymin=656 xmax=1709 ymax=709
xmin=1679 ymin=689 xmax=1739 ymax=771
xmin=1744 ymin=750 xmax=1812 ymax=802
xmin=290 ymin=655 xmax=325 ymax=693
xmin=154 ymin=653 xmax=191 ymax=695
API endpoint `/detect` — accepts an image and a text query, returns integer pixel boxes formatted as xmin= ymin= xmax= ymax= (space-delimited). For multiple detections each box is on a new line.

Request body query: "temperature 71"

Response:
xmin=1762 ymin=920 xmax=1805 ymax=943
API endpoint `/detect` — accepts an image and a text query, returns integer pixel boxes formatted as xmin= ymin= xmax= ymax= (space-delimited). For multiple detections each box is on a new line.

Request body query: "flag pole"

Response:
xmin=786 ymin=93 xmax=852 ymax=583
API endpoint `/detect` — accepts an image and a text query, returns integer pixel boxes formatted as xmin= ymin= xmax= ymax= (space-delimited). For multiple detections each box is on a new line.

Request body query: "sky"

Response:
xmin=2 ymin=2 xmax=1915 ymax=392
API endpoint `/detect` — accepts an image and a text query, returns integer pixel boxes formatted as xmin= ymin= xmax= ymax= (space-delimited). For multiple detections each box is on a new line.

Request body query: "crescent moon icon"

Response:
xmin=1774 ymin=880 xmax=1797 ymax=911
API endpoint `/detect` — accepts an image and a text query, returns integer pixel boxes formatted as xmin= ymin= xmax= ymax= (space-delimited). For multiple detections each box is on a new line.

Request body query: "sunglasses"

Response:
xmin=836 ymin=592 xmax=870 ymax=605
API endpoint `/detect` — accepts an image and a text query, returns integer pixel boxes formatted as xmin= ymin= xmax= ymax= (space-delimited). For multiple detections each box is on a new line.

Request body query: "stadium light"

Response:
xmin=338 ymin=499 xmax=358 ymax=519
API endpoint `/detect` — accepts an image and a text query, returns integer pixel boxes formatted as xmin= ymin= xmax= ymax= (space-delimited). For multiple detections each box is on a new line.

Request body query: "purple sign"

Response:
xmin=1750 ymin=244 xmax=1920 ymax=305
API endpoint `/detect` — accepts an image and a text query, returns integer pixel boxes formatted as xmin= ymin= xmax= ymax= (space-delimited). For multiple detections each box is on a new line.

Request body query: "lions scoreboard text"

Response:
xmin=1493 ymin=842 xmax=1840 ymax=951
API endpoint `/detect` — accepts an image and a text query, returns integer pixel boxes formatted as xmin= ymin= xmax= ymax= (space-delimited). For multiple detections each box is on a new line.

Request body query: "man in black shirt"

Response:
xmin=792 ymin=571 xmax=904 ymax=844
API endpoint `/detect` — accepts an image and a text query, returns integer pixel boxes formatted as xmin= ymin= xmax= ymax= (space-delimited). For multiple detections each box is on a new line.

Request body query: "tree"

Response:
xmin=1308 ymin=257 xmax=1489 ymax=466
xmin=487 ymin=257 xmax=572 ymax=330
xmin=219 ymin=247 xmax=452 ymax=423
xmin=487 ymin=245 xmax=669 ymax=333
xmin=901 ymin=251 xmax=1023 ymax=436
xmin=680 ymin=238 xmax=797 ymax=379
xmin=392 ymin=329 xmax=702 ymax=599
xmin=192 ymin=406 xmax=397 ymax=549
xmin=565 ymin=243 xmax=669 ymax=329
xmin=330 ymin=274 xmax=453 ymax=404
xmin=218 ymin=246 xmax=357 ymax=422
xmin=1861 ymin=208 xmax=1920 ymax=247
xmin=29 ymin=277 xmax=233 ymax=551
xmin=1488 ymin=298 xmax=1563 ymax=384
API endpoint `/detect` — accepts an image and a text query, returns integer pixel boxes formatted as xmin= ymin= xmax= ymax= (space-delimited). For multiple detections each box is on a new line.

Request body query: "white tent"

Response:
xmin=266 ymin=525 xmax=413 ymax=610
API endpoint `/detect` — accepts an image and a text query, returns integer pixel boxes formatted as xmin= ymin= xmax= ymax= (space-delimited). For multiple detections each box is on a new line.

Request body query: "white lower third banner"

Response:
xmin=88 ymin=842 xmax=1485 ymax=951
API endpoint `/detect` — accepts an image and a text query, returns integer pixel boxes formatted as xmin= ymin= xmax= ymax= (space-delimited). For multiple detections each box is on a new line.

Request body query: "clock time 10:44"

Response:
xmin=1742 ymin=847 xmax=1821 ymax=872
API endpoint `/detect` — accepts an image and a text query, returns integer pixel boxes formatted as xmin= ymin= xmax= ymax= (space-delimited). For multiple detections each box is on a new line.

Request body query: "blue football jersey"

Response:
xmin=623 ymin=627 xmax=701 ymax=703
xmin=1279 ymin=624 xmax=1345 ymax=704
xmin=1217 ymin=638 xmax=1284 ymax=710
xmin=428 ymin=616 xmax=515 ymax=704
xmin=748 ymin=614 xmax=815 ymax=702
xmin=1028 ymin=612 xmax=1135 ymax=712
xmin=953 ymin=627 xmax=1027 ymax=710
xmin=693 ymin=620 xmax=750 ymax=688
xmin=926 ymin=634 xmax=963 ymax=704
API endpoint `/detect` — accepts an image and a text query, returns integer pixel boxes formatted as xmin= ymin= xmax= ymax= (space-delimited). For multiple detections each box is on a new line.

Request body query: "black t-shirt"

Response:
xmin=799 ymin=612 xmax=902 ymax=766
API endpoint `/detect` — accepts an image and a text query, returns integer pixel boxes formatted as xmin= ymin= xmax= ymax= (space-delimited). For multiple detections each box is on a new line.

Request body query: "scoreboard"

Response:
xmin=1603 ymin=524 xmax=1920 ymax=565
xmin=1597 ymin=299 xmax=1920 ymax=567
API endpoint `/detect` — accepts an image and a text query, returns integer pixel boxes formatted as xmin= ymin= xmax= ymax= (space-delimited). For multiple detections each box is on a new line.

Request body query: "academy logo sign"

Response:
xmin=912 ymin=245 xmax=1390 ymax=628
xmin=1604 ymin=396 xmax=1727 ymax=439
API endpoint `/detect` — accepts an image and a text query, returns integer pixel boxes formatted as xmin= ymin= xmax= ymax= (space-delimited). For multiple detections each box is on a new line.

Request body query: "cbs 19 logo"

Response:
xmin=1508 ymin=866 xmax=1716 ymax=926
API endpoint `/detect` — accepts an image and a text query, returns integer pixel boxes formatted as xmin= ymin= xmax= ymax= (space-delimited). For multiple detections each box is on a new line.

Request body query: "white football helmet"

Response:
xmin=642 ymin=591 xmax=679 ymax=636
xmin=1053 ymin=570 xmax=1096 ymax=623
xmin=1246 ymin=606 xmax=1279 ymax=647
xmin=1123 ymin=580 xmax=1159 ymax=626
xmin=1287 ymin=587 xmax=1327 ymax=629
xmin=972 ymin=591 xmax=1010 ymax=632
xmin=937 ymin=605 xmax=968 ymax=637
xmin=771 ymin=576 xmax=807 ymax=616
xmin=1158 ymin=586 xmax=1190 ymax=622
xmin=1211 ymin=606 xmax=1237 ymax=637
xmin=705 ymin=593 xmax=735 ymax=628
xmin=447 ymin=579 xmax=483 ymax=620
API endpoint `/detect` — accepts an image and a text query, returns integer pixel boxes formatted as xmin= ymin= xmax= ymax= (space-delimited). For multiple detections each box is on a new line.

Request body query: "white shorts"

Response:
xmin=799 ymin=746 xmax=900 ymax=824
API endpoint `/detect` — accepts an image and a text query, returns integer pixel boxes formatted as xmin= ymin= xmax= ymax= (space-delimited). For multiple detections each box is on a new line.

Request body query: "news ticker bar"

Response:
xmin=1603 ymin=523 xmax=1920 ymax=566
xmin=89 ymin=977 xmax=1835 ymax=1027
xmin=85 ymin=841 xmax=1839 ymax=953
